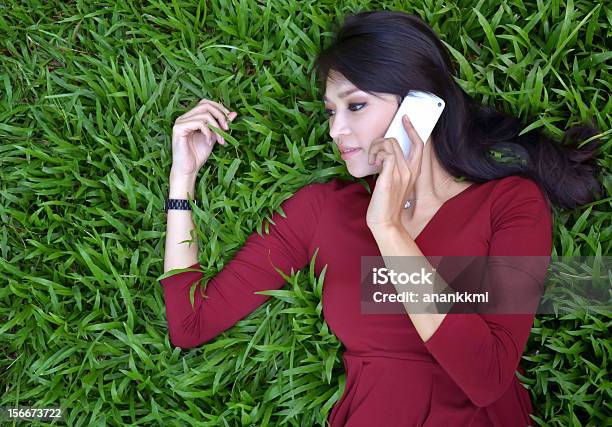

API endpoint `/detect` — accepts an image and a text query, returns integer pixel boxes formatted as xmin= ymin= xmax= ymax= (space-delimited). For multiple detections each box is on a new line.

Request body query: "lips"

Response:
xmin=340 ymin=147 xmax=361 ymax=160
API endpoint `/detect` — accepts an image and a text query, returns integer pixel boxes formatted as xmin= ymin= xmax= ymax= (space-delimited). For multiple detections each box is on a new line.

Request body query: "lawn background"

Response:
xmin=1 ymin=0 xmax=610 ymax=426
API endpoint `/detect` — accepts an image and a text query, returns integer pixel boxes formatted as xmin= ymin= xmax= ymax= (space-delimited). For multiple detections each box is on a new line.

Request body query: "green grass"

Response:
xmin=1 ymin=0 xmax=610 ymax=425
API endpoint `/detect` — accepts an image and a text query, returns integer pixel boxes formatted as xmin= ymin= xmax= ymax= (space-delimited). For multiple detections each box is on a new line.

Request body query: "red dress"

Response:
xmin=160 ymin=174 xmax=552 ymax=426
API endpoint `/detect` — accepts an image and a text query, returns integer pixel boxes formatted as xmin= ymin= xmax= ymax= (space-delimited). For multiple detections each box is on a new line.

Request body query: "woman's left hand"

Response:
xmin=366 ymin=115 xmax=425 ymax=231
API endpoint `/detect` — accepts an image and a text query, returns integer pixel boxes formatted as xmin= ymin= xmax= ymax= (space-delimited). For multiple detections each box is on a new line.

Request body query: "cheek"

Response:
xmin=362 ymin=141 xmax=374 ymax=158
xmin=367 ymin=109 xmax=396 ymax=137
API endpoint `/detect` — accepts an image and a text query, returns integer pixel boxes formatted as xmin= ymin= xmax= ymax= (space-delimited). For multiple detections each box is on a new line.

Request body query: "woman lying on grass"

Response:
xmin=160 ymin=10 xmax=603 ymax=427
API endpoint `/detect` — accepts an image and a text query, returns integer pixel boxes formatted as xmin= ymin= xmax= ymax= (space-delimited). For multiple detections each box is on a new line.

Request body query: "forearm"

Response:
xmin=370 ymin=224 xmax=447 ymax=342
xmin=164 ymin=171 xmax=199 ymax=273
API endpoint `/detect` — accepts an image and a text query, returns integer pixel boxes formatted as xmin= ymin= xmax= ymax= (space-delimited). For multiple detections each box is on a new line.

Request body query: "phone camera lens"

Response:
xmin=437 ymin=102 xmax=442 ymax=107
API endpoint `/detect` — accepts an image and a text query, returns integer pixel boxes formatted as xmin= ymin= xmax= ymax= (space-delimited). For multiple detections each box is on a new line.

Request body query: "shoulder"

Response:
xmin=489 ymin=175 xmax=549 ymax=207
xmin=292 ymin=177 xmax=358 ymax=199
xmin=488 ymin=175 xmax=552 ymax=229
xmin=276 ymin=178 xmax=341 ymax=215
xmin=290 ymin=178 xmax=336 ymax=201
xmin=279 ymin=177 xmax=365 ymax=217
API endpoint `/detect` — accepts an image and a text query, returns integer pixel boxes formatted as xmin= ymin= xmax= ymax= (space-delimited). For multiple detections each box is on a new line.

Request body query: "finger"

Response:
xmin=388 ymin=137 xmax=405 ymax=162
xmin=179 ymin=113 xmax=225 ymax=143
xmin=177 ymin=112 xmax=218 ymax=123
xmin=407 ymin=139 xmax=424 ymax=172
xmin=368 ymin=138 xmax=394 ymax=164
xmin=194 ymin=122 xmax=219 ymax=147
xmin=402 ymin=115 xmax=425 ymax=162
xmin=388 ymin=137 xmax=410 ymax=181
xmin=174 ymin=120 xmax=213 ymax=142
xmin=402 ymin=115 xmax=423 ymax=145
xmin=378 ymin=151 xmax=395 ymax=183
xmin=374 ymin=150 xmax=393 ymax=168
xmin=393 ymin=161 xmax=402 ymax=183
xmin=182 ymin=107 xmax=229 ymax=130
xmin=205 ymin=121 xmax=226 ymax=145
xmin=377 ymin=139 xmax=399 ymax=161
xmin=179 ymin=120 xmax=216 ymax=147
xmin=198 ymin=99 xmax=231 ymax=118
xmin=197 ymin=124 xmax=215 ymax=146
xmin=179 ymin=104 xmax=211 ymax=121
xmin=201 ymin=123 xmax=225 ymax=146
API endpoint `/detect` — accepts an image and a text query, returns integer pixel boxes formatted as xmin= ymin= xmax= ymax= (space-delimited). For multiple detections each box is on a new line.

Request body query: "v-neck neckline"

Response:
xmin=362 ymin=174 xmax=479 ymax=243
xmin=413 ymin=182 xmax=478 ymax=242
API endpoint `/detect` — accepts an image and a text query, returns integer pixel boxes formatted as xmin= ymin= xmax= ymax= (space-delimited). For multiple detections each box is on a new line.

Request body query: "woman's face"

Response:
xmin=323 ymin=71 xmax=401 ymax=178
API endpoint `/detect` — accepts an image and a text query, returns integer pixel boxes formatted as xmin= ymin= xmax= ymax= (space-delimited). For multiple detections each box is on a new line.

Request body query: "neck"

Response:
xmin=405 ymin=144 xmax=455 ymax=217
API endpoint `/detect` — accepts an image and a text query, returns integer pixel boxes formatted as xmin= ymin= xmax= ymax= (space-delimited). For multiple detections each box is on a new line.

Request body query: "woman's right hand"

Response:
xmin=171 ymin=99 xmax=238 ymax=177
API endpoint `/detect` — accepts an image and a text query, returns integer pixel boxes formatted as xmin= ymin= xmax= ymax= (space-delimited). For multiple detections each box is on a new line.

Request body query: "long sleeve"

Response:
xmin=423 ymin=177 xmax=553 ymax=407
xmin=160 ymin=181 xmax=330 ymax=349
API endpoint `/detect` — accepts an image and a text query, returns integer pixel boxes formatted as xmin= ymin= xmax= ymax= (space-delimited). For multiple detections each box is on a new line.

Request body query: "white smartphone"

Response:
xmin=384 ymin=90 xmax=445 ymax=159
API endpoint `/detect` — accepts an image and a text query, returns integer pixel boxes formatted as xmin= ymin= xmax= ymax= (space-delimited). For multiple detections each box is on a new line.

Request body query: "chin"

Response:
xmin=346 ymin=163 xmax=380 ymax=178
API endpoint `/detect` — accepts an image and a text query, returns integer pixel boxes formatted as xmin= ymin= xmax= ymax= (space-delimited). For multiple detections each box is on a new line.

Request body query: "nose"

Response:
xmin=329 ymin=115 xmax=350 ymax=142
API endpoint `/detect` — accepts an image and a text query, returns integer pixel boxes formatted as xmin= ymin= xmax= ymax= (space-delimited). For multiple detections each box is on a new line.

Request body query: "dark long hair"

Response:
xmin=313 ymin=10 xmax=604 ymax=211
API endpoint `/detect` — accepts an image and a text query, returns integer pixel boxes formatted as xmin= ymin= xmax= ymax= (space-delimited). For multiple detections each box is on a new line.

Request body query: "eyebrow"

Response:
xmin=322 ymin=88 xmax=362 ymax=102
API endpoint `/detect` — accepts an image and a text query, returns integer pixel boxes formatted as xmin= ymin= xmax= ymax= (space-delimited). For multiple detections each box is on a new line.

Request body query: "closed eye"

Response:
xmin=324 ymin=103 xmax=366 ymax=117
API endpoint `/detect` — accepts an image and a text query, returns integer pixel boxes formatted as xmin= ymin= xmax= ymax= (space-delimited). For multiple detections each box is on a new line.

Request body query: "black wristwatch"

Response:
xmin=165 ymin=198 xmax=197 ymax=212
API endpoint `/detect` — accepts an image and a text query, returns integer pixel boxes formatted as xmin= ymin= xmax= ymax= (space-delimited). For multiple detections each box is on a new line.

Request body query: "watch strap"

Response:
xmin=165 ymin=198 xmax=197 ymax=212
